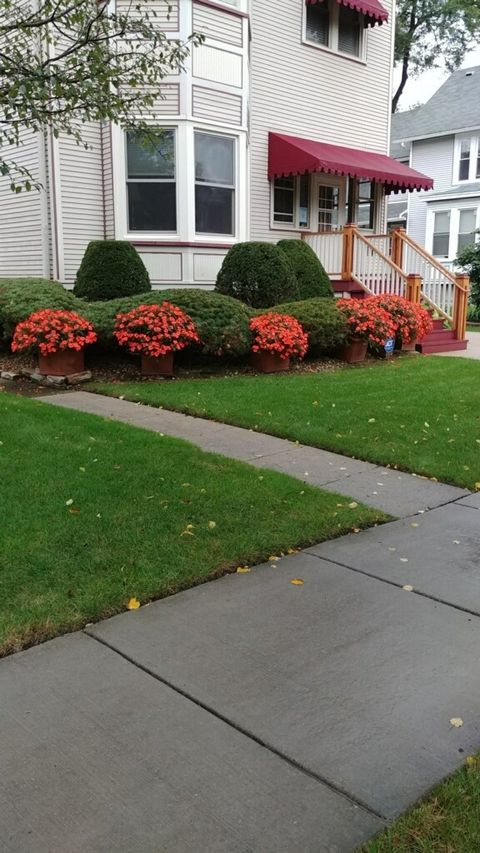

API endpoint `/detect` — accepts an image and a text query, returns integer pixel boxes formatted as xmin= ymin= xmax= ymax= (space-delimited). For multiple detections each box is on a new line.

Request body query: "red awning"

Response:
xmin=268 ymin=133 xmax=434 ymax=194
xmin=306 ymin=0 xmax=388 ymax=27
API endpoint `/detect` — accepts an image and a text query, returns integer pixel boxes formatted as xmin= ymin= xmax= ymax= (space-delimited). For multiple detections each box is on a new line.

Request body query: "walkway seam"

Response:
xmin=82 ymin=629 xmax=388 ymax=824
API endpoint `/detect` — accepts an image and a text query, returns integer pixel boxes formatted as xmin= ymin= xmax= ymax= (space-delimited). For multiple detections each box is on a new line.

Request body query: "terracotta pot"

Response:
xmin=251 ymin=351 xmax=290 ymax=373
xmin=399 ymin=338 xmax=418 ymax=352
xmin=338 ymin=338 xmax=367 ymax=364
xmin=141 ymin=352 xmax=174 ymax=377
xmin=38 ymin=349 xmax=84 ymax=376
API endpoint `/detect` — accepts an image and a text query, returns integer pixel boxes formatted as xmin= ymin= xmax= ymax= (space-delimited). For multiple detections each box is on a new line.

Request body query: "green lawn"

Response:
xmin=0 ymin=393 xmax=384 ymax=656
xmin=362 ymin=756 xmax=480 ymax=852
xmin=92 ymin=356 xmax=480 ymax=489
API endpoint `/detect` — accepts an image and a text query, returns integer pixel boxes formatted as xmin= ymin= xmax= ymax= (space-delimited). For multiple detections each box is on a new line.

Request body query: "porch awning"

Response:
xmin=306 ymin=0 xmax=388 ymax=27
xmin=268 ymin=133 xmax=434 ymax=194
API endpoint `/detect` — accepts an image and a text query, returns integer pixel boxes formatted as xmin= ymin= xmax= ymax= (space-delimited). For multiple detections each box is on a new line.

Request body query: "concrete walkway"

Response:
xmin=2 ymin=392 xmax=480 ymax=852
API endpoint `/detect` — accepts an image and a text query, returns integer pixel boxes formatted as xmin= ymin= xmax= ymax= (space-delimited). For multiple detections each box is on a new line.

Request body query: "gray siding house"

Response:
xmin=389 ymin=66 xmax=480 ymax=268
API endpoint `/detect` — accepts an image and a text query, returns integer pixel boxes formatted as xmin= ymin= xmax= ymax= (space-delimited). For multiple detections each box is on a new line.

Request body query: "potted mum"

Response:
xmin=372 ymin=295 xmax=433 ymax=351
xmin=337 ymin=297 xmax=396 ymax=363
xmin=250 ymin=312 xmax=308 ymax=373
xmin=113 ymin=302 xmax=200 ymax=376
xmin=11 ymin=309 xmax=97 ymax=375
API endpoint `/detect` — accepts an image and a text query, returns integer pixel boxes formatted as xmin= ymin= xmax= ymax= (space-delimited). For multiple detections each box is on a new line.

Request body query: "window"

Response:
xmin=272 ymin=174 xmax=310 ymax=228
xmin=432 ymin=210 xmax=450 ymax=257
xmin=305 ymin=0 xmax=363 ymax=58
xmin=457 ymin=209 xmax=477 ymax=252
xmin=459 ymin=139 xmax=471 ymax=181
xmin=126 ymin=130 xmax=176 ymax=232
xmin=195 ymin=132 xmax=235 ymax=235
xmin=318 ymin=183 xmax=339 ymax=229
xmin=356 ymin=180 xmax=376 ymax=229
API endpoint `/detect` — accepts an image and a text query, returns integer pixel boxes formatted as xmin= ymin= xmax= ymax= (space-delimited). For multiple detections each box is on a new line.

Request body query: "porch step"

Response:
xmin=417 ymin=328 xmax=468 ymax=354
xmin=332 ymin=280 xmax=365 ymax=298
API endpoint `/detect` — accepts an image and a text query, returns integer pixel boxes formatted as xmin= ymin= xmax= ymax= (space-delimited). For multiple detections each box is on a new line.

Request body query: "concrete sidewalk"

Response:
xmin=2 ymin=392 xmax=480 ymax=852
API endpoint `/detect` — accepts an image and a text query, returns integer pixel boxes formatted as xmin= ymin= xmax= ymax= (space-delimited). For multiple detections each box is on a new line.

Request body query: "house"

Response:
xmin=1 ymin=0 xmax=431 ymax=284
xmin=389 ymin=66 xmax=480 ymax=267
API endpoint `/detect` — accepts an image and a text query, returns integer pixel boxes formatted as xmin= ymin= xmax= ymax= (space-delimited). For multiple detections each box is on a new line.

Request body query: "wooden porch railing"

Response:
xmin=302 ymin=225 xmax=470 ymax=341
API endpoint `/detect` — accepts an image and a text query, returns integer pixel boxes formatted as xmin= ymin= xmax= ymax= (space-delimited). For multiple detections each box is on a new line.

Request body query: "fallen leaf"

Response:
xmin=403 ymin=585 xmax=414 ymax=592
xmin=208 ymin=521 xmax=216 ymax=529
xmin=290 ymin=579 xmax=304 ymax=586
xmin=348 ymin=501 xmax=358 ymax=509
xmin=466 ymin=755 xmax=477 ymax=766
xmin=368 ymin=418 xmax=376 ymax=423
xmin=411 ymin=522 xmax=420 ymax=528
xmin=79 ymin=467 xmax=85 ymax=473
xmin=400 ymin=557 xmax=409 ymax=563
xmin=69 ymin=507 xmax=80 ymax=514
xmin=268 ymin=555 xmax=279 ymax=562
xmin=180 ymin=524 xmax=195 ymax=536
xmin=450 ymin=718 xmax=463 ymax=728
xmin=388 ymin=547 xmax=397 ymax=552
xmin=287 ymin=548 xmax=298 ymax=555
xmin=65 ymin=498 xmax=74 ymax=506
xmin=127 ymin=597 xmax=140 ymax=610
xmin=453 ymin=539 xmax=461 ymax=545
xmin=236 ymin=566 xmax=251 ymax=574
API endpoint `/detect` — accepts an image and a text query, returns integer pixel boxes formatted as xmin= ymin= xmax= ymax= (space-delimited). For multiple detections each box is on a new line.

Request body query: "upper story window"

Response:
xmin=195 ymin=132 xmax=235 ymax=235
xmin=126 ymin=130 xmax=176 ymax=232
xmin=305 ymin=0 xmax=364 ymax=59
xmin=456 ymin=136 xmax=480 ymax=182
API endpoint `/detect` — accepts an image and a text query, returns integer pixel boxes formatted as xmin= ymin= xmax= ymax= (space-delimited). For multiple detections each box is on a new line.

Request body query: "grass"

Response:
xmin=362 ymin=756 xmax=480 ymax=852
xmin=0 ymin=393 xmax=385 ymax=656
xmin=91 ymin=356 xmax=480 ymax=489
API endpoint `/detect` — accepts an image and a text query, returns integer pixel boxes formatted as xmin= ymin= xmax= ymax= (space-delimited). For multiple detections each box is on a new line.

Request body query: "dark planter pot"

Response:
xmin=251 ymin=351 xmax=290 ymax=373
xmin=141 ymin=352 xmax=174 ymax=377
xmin=338 ymin=338 xmax=368 ymax=364
xmin=38 ymin=349 xmax=84 ymax=376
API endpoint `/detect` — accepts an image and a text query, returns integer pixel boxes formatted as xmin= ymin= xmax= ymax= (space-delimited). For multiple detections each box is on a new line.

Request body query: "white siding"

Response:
xmin=408 ymin=136 xmax=454 ymax=246
xmin=0 ymin=131 xmax=47 ymax=277
xmin=101 ymin=123 xmax=115 ymax=240
xmin=249 ymin=0 xmax=394 ymax=241
xmin=116 ymin=0 xmax=179 ymax=30
xmin=193 ymin=85 xmax=242 ymax=125
xmin=193 ymin=3 xmax=243 ymax=46
xmin=58 ymin=124 xmax=105 ymax=283
xmin=193 ymin=43 xmax=243 ymax=88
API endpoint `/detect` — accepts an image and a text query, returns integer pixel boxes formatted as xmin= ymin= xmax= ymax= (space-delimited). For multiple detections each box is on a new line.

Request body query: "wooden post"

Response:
xmin=406 ymin=273 xmax=422 ymax=304
xmin=391 ymin=227 xmax=405 ymax=269
xmin=342 ymin=224 xmax=355 ymax=281
xmin=453 ymin=274 xmax=470 ymax=341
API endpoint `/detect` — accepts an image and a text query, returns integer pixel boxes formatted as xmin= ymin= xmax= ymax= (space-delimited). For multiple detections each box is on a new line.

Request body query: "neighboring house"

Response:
xmin=0 ymin=0 xmax=433 ymax=288
xmin=389 ymin=66 xmax=480 ymax=267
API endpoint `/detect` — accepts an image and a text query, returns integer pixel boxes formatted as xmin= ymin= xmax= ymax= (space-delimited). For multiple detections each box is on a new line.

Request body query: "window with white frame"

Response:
xmin=272 ymin=175 xmax=310 ymax=228
xmin=457 ymin=208 xmax=477 ymax=252
xmin=305 ymin=0 xmax=364 ymax=58
xmin=126 ymin=130 xmax=176 ymax=232
xmin=432 ymin=210 xmax=451 ymax=257
xmin=456 ymin=136 xmax=480 ymax=182
xmin=195 ymin=132 xmax=235 ymax=235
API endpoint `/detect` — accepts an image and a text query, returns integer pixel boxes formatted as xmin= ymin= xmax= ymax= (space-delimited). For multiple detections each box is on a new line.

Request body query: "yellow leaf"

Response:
xmin=368 ymin=418 xmax=376 ymax=423
xmin=466 ymin=755 xmax=477 ymax=766
xmin=127 ymin=597 xmax=140 ymax=610
xmin=450 ymin=717 xmax=464 ymax=728
xmin=290 ymin=578 xmax=304 ymax=586
xmin=65 ymin=498 xmax=74 ymax=506
xmin=180 ymin=524 xmax=195 ymax=536
xmin=208 ymin=521 xmax=216 ymax=529
xmin=236 ymin=566 xmax=251 ymax=574
xmin=268 ymin=555 xmax=279 ymax=562
xmin=475 ymin=483 xmax=480 ymax=491
xmin=348 ymin=501 xmax=358 ymax=509
xmin=403 ymin=585 xmax=414 ymax=592
xmin=287 ymin=547 xmax=298 ymax=555
xmin=411 ymin=522 xmax=420 ymax=528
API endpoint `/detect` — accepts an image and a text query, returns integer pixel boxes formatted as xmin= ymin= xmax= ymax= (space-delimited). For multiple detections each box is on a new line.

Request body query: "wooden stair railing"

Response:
xmin=342 ymin=224 xmax=409 ymax=297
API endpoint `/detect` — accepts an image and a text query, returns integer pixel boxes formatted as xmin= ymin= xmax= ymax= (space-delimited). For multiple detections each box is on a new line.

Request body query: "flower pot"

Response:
xmin=251 ymin=351 xmax=290 ymax=373
xmin=141 ymin=352 xmax=174 ymax=377
xmin=338 ymin=338 xmax=368 ymax=364
xmin=38 ymin=349 xmax=84 ymax=376
xmin=399 ymin=338 xmax=418 ymax=352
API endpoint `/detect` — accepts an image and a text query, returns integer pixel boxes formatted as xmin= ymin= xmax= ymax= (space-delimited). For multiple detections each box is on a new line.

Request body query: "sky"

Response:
xmin=394 ymin=45 xmax=480 ymax=110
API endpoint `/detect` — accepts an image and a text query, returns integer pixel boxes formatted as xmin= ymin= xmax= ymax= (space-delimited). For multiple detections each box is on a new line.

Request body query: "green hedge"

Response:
xmin=215 ymin=242 xmax=299 ymax=307
xmin=74 ymin=241 xmax=151 ymax=301
xmin=277 ymin=240 xmax=333 ymax=299
xmin=0 ymin=278 xmax=77 ymax=344
xmin=272 ymin=298 xmax=347 ymax=353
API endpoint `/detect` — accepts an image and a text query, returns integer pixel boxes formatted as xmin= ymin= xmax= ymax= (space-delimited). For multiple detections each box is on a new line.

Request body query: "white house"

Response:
xmin=389 ymin=66 xmax=480 ymax=267
xmin=0 ymin=0 xmax=436 ymax=290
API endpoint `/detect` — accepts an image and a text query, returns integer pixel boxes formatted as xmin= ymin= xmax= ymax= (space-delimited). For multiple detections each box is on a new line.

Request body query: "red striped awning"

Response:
xmin=306 ymin=0 xmax=388 ymax=27
xmin=268 ymin=133 xmax=434 ymax=194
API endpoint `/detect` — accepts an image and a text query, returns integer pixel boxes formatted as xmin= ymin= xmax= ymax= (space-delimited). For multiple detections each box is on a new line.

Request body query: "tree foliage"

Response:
xmin=0 ymin=0 xmax=202 ymax=188
xmin=456 ymin=234 xmax=480 ymax=310
xmin=393 ymin=0 xmax=480 ymax=112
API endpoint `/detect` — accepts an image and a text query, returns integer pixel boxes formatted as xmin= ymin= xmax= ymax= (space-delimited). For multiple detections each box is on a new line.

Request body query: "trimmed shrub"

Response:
xmin=272 ymin=298 xmax=347 ymax=353
xmin=74 ymin=241 xmax=151 ymax=301
xmin=277 ymin=239 xmax=333 ymax=299
xmin=0 ymin=278 xmax=77 ymax=346
xmin=215 ymin=242 xmax=299 ymax=308
xmin=457 ymin=236 xmax=480 ymax=310
xmin=84 ymin=289 xmax=253 ymax=357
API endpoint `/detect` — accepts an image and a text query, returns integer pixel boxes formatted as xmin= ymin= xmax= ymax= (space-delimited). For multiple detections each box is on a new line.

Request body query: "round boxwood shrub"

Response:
xmin=215 ymin=241 xmax=299 ymax=308
xmin=0 ymin=278 xmax=78 ymax=347
xmin=272 ymin=298 xmax=347 ymax=353
xmin=277 ymin=239 xmax=333 ymax=299
xmin=74 ymin=241 xmax=151 ymax=302
xmin=84 ymin=289 xmax=253 ymax=357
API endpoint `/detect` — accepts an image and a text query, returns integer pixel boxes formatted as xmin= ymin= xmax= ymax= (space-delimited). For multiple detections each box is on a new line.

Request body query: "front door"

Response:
xmin=314 ymin=175 xmax=346 ymax=232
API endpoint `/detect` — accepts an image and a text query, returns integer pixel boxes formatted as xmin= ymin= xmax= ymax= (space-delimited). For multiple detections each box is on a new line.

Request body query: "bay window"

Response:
xmin=195 ymin=132 xmax=235 ymax=235
xmin=127 ymin=130 xmax=176 ymax=232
